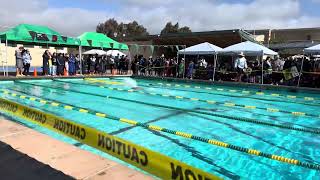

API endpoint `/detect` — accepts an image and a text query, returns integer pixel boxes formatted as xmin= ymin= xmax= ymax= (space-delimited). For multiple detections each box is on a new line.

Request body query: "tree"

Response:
xmin=96 ymin=18 xmax=149 ymax=38
xmin=160 ymin=22 xmax=192 ymax=35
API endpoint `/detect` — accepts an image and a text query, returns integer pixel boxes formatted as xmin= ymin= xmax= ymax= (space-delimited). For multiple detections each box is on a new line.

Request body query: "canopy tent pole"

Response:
xmin=183 ymin=45 xmax=186 ymax=79
xmin=79 ymin=45 xmax=83 ymax=75
xmin=261 ymin=51 xmax=264 ymax=85
xmin=297 ymin=52 xmax=305 ymax=87
xmin=176 ymin=53 xmax=179 ymax=78
xmin=5 ymin=38 xmax=8 ymax=76
xmin=213 ymin=54 xmax=217 ymax=82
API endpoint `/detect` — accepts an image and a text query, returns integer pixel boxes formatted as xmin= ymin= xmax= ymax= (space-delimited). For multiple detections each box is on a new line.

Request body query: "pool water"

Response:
xmin=0 ymin=77 xmax=320 ymax=180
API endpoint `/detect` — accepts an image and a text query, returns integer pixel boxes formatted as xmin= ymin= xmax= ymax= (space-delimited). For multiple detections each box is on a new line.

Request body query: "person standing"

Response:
xmin=56 ymin=53 xmax=65 ymax=76
xmin=51 ymin=53 xmax=57 ymax=76
xmin=90 ymin=55 xmax=96 ymax=75
xmin=68 ymin=54 xmax=76 ymax=76
xmin=64 ymin=54 xmax=69 ymax=76
xmin=234 ymin=52 xmax=248 ymax=82
xmin=75 ymin=54 xmax=81 ymax=75
xmin=22 ymin=49 xmax=32 ymax=76
xmin=178 ymin=59 xmax=185 ymax=78
xmin=15 ymin=47 xmax=24 ymax=76
xmin=42 ymin=50 xmax=50 ymax=76
xmin=187 ymin=61 xmax=194 ymax=79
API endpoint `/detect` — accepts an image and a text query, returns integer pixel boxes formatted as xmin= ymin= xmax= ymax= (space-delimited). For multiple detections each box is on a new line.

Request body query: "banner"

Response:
xmin=0 ymin=97 xmax=219 ymax=180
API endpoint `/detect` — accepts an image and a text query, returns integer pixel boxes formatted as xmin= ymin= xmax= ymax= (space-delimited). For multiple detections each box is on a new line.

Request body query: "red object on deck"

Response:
xmin=33 ymin=68 xmax=37 ymax=77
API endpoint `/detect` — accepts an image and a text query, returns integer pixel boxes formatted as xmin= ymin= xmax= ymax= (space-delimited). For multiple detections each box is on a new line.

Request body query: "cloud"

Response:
xmin=0 ymin=0 xmax=319 ymax=37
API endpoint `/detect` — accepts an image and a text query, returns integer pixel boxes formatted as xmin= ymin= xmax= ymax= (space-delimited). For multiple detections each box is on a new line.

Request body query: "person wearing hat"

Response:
xmin=234 ymin=52 xmax=248 ymax=82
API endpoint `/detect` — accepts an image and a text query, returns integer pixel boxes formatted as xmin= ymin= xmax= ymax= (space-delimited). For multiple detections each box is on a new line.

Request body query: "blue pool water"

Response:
xmin=0 ymin=78 xmax=320 ymax=179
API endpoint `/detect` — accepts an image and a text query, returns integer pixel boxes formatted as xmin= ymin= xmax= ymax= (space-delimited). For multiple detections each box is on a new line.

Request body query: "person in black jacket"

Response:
xmin=56 ymin=53 xmax=65 ymax=76
xmin=42 ymin=50 xmax=50 ymax=76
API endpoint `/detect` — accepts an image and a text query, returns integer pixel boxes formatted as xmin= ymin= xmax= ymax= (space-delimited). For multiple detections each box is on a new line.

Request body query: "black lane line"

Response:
xmin=1 ymin=94 xmax=237 ymax=179
xmin=148 ymin=130 xmax=241 ymax=180
xmin=110 ymin=110 xmax=187 ymax=135
xmin=190 ymin=113 xmax=320 ymax=165
xmin=15 ymin=81 xmax=320 ymax=135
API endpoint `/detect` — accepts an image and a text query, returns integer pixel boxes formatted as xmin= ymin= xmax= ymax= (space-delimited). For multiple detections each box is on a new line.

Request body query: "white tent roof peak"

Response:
xmin=178 ymin=42 xmax=222 ymax=55
xmin=221 ymin=41 xmax=278 ymax=56
xmin=304 ymin=44 xmax=320 ymax=54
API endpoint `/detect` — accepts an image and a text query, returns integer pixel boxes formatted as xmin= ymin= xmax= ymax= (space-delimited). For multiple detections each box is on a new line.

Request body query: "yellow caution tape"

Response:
xmin=242 ymin=91 xmax=250 ymax=94
xmin=190 ymin=98 xmax=199 ymax=101
xmin=175 ymin=96 xmax=184 ymax=99
xmin=256 ymin=92 xmax=264 ymax=95
xmin=271 ymin=94 xmax=280 ymax=96
xmin=29 ymin=97 xmax=36 ymax=101
xmin=0 ymin=98 xmax=219 ymax=179
xmin=229 ymin=90 xmax=237 ymax=93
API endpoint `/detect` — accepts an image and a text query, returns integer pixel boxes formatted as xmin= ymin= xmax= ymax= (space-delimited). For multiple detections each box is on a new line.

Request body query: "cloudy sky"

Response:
xmin=0 ymin=0 xmax=319 ymax=37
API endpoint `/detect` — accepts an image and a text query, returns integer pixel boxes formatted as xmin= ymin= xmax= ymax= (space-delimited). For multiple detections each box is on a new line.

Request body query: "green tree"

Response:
xmin=160 ymin=22 xmax=192 ymax=35
xmin=96 ymin=18 xmax=149 ymax=38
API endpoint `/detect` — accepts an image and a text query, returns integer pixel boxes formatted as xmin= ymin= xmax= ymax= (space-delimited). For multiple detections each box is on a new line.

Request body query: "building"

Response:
xmin=118 ymin=27 xmax=320 ymax=57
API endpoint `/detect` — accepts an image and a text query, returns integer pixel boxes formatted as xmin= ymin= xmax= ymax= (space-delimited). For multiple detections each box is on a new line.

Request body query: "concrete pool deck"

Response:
xmin=0 ymin=116 xmax=153 ymax=180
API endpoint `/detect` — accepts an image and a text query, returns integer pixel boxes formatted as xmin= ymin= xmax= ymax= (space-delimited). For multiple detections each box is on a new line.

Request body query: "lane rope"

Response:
xmin=80 ymin=79 xmax=320 ymax=119
xmin=90 ymin=78 xmax=320 ymax=107
xmin=2 ymin=89 xmax=320 ymax=171
xmin=15 ymin=81 xmax=320 ymax=135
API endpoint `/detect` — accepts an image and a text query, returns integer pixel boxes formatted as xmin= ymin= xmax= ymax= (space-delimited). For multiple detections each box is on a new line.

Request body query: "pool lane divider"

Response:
xmin=2 ymin=91 xmax=320 ymax=171
xmin=0 ymin=97 xmax=220 ymax=179
xmin=14 ymin=81 xmax=320 ymax=135
xmin=61 ymin=79 xmax=320 ymax=119
xmin=86 ymin=78 xmax=320 ymax=106
xmin=0 ymin=90 xmax=320 ymax=171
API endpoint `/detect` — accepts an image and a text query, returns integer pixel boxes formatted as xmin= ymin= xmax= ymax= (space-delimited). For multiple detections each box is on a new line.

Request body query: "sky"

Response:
xmin=0 ymin=0 xmax=319 ymax=37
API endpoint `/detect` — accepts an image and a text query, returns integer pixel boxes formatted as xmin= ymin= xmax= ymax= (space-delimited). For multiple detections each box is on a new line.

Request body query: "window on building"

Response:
xmin=307 ymin=35 xmax=312 ymax=40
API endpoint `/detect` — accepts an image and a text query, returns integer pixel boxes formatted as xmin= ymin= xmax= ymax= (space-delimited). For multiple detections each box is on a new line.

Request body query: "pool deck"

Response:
xmin=0 ymin=116 xmax=153 ymax=180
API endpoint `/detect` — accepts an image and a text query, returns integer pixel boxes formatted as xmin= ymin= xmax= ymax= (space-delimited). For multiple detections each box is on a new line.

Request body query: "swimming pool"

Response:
xmin=0 ymin=77 xmax=319 ymax=179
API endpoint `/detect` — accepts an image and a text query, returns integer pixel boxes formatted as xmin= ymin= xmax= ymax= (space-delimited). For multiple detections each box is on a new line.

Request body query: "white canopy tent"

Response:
xmin=83 ymin=49 xmax=107 ymax=56
xmin=304 ymin=44 xmax=320 ymax=54
xmin=221 ymin=41 xmax=278 ymax=84
xmin=220 ymin=41 xmax=278 ymax=56
xmin=297 ymin=44 xmax=320 ymax=86
xmin=177 ymin=42 xmax=222 ymax=81
xmin=106 ymin=50 xmax=126 ymax=57
xmin=178 ymin=42 xmax=222 ymax=55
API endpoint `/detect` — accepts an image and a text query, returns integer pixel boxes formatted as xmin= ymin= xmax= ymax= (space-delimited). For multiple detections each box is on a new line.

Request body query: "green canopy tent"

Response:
xmin=77 ymin=32 xmax=128 ymax=50
xmin=0 ymin=24 xmax=81 ymax=76
xmin=0 ymin=24 xmax=78 ymax=46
